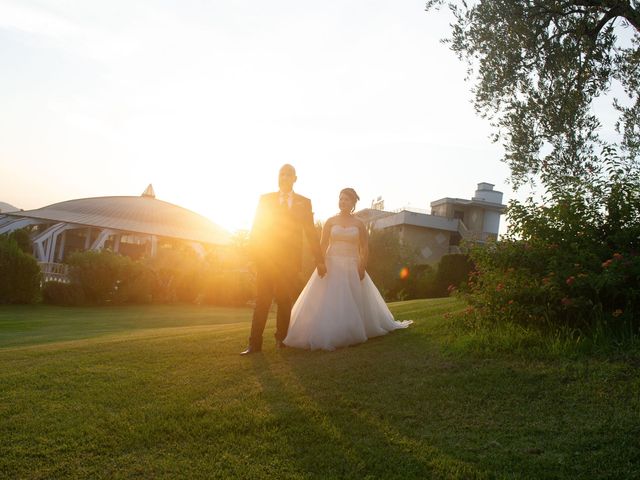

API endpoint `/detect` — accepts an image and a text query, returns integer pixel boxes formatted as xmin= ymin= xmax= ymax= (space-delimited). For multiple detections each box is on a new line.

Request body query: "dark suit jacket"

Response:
xmin=249 ymin=192 xmax=323 ymax=273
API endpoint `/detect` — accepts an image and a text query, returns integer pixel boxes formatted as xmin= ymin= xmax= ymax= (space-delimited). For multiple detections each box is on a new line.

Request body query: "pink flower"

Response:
xmin=561 ymin=297 xmax=573 ymax=307
xmin=602 ymin=259 xmax=613 ymax=268
xmin=496 ymin=283 xmax=504 ymax=292
xmin=566 ymin=276 xmax=575 ymax=286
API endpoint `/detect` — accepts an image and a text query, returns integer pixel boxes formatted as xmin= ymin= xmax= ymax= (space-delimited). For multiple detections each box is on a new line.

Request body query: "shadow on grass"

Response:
xmin=248 ymin=350 xmax=486 ymax=479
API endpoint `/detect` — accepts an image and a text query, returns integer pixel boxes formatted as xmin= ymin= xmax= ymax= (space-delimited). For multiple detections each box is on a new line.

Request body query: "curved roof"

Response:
xmin=0 ymin=201 xmax=19 ymax=213
xmin=6 ymin=195 xmax=230 ymax=245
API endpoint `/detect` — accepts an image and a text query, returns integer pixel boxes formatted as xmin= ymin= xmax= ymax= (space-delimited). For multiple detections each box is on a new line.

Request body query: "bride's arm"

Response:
xmin=357 ymin=221 xmax=368 ymax=280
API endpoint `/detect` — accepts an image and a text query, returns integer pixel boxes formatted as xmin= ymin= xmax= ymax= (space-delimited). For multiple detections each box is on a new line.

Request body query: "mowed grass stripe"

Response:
xmin=0 ymin=305 xmax=254 ymax=349
xmin=1 ymin=298 xmax=638 ymax=479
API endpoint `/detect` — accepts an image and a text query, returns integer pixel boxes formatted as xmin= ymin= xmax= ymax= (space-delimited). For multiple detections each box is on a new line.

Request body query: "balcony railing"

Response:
xmin=39 ymin=262 xmax=70 ymax=284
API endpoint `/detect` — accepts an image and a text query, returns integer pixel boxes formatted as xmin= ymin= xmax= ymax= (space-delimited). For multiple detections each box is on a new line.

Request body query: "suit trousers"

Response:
xmin=250 ymin=266 xmax=299 ymax=348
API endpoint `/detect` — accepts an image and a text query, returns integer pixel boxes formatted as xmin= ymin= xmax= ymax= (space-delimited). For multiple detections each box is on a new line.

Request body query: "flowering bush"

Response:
xmin=464 ymin=240 xmax=639 ymax=332
xmin=462 ymin=159 xmax=640 ymax=338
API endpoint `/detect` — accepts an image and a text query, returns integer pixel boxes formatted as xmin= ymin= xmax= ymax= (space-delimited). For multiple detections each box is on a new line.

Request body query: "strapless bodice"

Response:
xmin=327 ymin=225 xmax=359 ymax=258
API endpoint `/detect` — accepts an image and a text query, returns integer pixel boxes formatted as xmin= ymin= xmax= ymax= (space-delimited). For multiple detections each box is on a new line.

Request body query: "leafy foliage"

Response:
xmin=462 ymin=161 xmax=640 ymax=336
xmin=67 ymin=250 xmax=129 ymax=305
xmin=427 ymin=0 xmax=640 ymax=191
xmin=436 ymin=254 xmax=475 ymax=296
xmin=0 ymin=235 xmax=41 ymax=304
xmin=42 ymin=281 xmax=85 ymax=306
xmin=428 ymin=1 xmax=640 ymax=341
xmin=366 ymin=228 xmax=416 ymax=300
xmin=7 ymin=228 xmax=32 ymax=255
xmin=56 ymin=243 xmax=255 ymax=307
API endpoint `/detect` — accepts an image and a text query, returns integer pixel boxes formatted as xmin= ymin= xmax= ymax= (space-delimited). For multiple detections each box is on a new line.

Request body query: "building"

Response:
xmin=356 ymin=182 xmax=506 ymax=266
xmin=0 ymin=186 xmax=231 ymax=282
xmin=0 ymin=202 xmax=18 ymax=214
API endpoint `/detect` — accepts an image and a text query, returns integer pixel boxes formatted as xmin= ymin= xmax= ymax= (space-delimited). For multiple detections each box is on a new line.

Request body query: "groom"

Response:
xmin=241 ymin=164 xmax=327 ymax=355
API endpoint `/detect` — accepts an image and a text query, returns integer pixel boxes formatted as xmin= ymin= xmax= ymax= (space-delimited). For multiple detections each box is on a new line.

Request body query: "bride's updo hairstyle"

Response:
xmin=340 ymin=188 xmax=360 ymax=213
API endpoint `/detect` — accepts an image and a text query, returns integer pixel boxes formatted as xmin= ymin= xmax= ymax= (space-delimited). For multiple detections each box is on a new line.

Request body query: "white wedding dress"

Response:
xmin=284 ymin=225 xmax=413 ymax=351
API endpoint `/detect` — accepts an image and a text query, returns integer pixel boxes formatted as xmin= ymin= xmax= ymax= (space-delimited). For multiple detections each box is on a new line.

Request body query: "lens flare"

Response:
xmin=399 ymin=267 xmax=410 ymax=280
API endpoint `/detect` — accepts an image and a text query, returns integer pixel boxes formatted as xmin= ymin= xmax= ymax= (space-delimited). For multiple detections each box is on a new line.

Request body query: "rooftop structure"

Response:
xmin=0 ymin=201 xmax=19 ymax=214
xmin=357 ymin=182 xmax=506 ymax=265
xmin=0 ymin=186 xmax=230 ymax=281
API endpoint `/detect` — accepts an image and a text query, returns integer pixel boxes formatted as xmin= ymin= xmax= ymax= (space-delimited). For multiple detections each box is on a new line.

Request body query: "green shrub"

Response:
xmin=435 ymin=254 xmax=474 ymax=297
xmin=367 ymin=228 xmax=418 ymax=301
xmin=113 ymin=261 xmax=155 ymax=304
xmin=0 ymin=235 xmax=41 ymax=304
xmin=463 ymin=163 xmax=640 ymax=339
xmin=42 ymin=281 xmax=85 ymax=306
xmin=201 ymin=270 xmax=255 ymax=306
xmin=38 ymin=238 xmax=258 ymax=307
xmin=68 ymin=250 xmax=129 ymax=305
xmin=8 ymin=229 xmax=32 ymax=254
xmin=144 ymin=246 xmax=204 ymax=303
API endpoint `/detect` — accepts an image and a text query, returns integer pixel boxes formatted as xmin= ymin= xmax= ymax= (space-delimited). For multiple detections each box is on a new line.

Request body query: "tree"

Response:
xmin=426 ymin=0 xmax=639 ymax=193
xmin=426 ymin=1 xmax=640 ymax=336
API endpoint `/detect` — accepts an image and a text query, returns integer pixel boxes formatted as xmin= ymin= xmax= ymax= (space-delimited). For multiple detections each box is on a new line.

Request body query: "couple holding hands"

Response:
xmin=241 ymin=164 xmax=412 ymax=355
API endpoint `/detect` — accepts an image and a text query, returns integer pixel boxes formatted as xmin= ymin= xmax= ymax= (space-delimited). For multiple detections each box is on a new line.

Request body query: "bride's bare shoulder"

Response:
xmin=324 ymin=216 xmax=338 ymax=227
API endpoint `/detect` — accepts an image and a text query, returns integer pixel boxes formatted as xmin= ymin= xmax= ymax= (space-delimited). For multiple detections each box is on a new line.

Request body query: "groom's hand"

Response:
xmin=317 ymin=262 xmax=327 ymax=278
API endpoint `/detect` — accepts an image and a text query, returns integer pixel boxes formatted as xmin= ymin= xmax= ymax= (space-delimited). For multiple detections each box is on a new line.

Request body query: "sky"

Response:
xmin=0 ymin=0 xmax=513 ymax=234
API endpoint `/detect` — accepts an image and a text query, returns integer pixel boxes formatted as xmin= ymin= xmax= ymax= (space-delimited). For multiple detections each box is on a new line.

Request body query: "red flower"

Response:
xmin=566 ymin=276 xmax=575 ymax=286
xmin=602 ymin=259 xmax=613 ymax=268
xmin=613 ymin=253 xmax=623 ymax=260
xmin=496 ymin=283 xmax=504 ymax=292
xmin=561 ymin=297 xmax=573 ymax=306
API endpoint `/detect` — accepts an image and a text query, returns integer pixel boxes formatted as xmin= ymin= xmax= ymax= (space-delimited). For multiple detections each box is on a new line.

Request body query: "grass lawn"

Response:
xmin=0 ymin=298 xmax=638 ymax=479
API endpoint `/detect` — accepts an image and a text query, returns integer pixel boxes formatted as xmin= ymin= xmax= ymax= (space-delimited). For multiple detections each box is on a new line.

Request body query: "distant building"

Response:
xmin=356 ymin=182 xmax=506 ymax=265
xmin=0 ymin=201 xmax=19 ymax=214
xmin=0 ymin=186 xmax=231 ymax=282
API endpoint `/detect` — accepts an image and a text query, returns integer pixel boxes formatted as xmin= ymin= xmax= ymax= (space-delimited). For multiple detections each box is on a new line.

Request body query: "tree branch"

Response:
xmin=572 ymin=0 xmax=640 ymax=32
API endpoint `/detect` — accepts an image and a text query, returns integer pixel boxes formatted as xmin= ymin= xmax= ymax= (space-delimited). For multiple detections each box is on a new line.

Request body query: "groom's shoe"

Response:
xmin=275 ymin=340 xmax=286 ymax=350
xmin=240 ymin=345 xmax=261 ymax=355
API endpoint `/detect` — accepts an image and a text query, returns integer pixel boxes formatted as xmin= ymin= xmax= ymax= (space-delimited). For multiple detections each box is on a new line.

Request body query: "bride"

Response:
xmin=284 ymin=187 xmax=412 ymax=351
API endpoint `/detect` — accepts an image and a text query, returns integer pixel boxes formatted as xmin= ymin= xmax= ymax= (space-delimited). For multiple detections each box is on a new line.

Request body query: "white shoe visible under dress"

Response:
xmin=284 ymin=225 xmax=412 ymax=351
